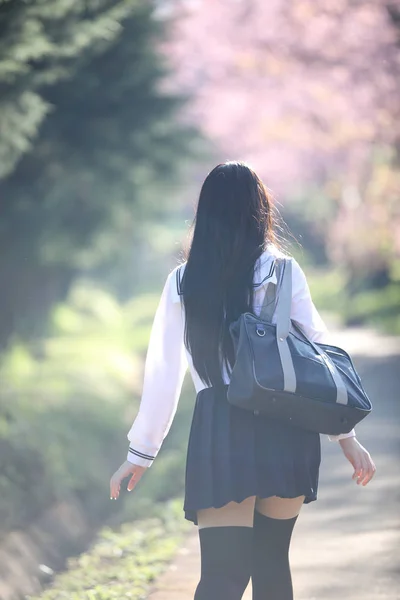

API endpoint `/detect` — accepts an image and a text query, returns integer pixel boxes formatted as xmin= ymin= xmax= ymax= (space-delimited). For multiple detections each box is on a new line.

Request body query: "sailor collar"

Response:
xmin=171 ymin=252 xmax=278 ymax=303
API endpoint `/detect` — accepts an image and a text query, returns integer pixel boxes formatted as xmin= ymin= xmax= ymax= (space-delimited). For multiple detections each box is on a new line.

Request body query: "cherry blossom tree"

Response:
xmin=160 ymin=0 xmax=400 ymax=283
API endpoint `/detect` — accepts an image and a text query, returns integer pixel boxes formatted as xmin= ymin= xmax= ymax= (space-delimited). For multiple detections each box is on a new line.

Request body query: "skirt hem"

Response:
xmin=184 ymin=488 xmax=318 ymax=525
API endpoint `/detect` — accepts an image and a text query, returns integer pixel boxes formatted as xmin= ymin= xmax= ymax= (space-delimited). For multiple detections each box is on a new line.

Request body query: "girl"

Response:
xmin=110 ymin=162 xmax=376 ymax=600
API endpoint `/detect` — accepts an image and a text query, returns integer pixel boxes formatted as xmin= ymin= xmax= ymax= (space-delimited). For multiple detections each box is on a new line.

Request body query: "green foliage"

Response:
xmin=29 ymin=498 xmax=190 ymax=600
xmin=306 ymin=267 xmax=400 ymax=335
xmin=283 ymin=184 xmax=337 ymax=266
xmin=0 ymin=282 xmax=193 ymax=534
xmin=0 ymin=0 xmax=136 ymax=179
xmin=0 ymin=1 xmax=203 ymax=347
xmin=342 ymin=283 xmax=400 ymax=334
xmin=306 ymin=267 xmax=347 ymax=316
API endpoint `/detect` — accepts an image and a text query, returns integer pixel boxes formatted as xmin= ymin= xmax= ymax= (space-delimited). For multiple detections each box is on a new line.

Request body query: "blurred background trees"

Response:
xmin=165 ymin=0 xmax=400 ymax=329
xmin=0 ymin=0 xmax=204 ymax=542
xmin=0 ymin=0 xmax=398 ymax=586
xmin=0 ymin=0 xmax=200 ymax=347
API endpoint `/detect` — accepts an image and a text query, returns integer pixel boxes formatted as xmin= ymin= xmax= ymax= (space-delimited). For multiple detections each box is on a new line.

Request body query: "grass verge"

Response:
xmin=29 ymin=498 xmax=191 ymax=600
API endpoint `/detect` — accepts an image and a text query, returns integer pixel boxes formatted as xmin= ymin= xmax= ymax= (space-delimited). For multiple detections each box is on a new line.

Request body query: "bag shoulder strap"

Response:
xmin=259 ymin=257 xmax=293 ymax=336
xmin=260 ymin=259 xmax=284 ymax=322
xmin=275 ymin=258 xmax=292 ymax=339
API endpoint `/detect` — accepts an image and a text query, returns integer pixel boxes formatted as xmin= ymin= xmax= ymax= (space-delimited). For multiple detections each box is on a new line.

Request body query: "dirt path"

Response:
xmin=147 ymin=327 xmax=400 ymax=600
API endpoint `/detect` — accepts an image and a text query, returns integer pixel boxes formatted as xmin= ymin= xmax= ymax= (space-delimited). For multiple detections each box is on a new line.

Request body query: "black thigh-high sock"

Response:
xmin=194 ymin=526 xmax=252 ymax=600
xmin=252 ymin=510 xmax=298 ymax=600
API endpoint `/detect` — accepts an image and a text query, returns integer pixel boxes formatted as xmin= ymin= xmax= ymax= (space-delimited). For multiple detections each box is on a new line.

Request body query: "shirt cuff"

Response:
xmin=127 ymin=444 xmax=156 ymax=468
xmin=328 ymin=429 xmax=356 ymax=442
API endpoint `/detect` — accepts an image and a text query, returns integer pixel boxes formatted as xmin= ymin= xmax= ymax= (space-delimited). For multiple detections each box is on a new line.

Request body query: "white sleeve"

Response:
xmin=290 ymin=258 xmax=356 ymax=442
xmin=126 ymin=269 xmax=188 ymax=467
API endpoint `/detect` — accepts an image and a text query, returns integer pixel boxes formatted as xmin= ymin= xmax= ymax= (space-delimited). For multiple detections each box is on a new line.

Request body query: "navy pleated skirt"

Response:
xmin=184 ymin=385 xmax=321 ymax=525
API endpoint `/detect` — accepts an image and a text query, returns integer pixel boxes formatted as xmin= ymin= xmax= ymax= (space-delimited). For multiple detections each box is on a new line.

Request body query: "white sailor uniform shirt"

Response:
xmin=127 ymin=248 xmax=356 ymax=467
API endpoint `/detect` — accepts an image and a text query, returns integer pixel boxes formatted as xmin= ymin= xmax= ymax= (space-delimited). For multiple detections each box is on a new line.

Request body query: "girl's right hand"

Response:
xmin=339 ymin=437 xmax=376 ymax=486
xmin=110 ymin=460 xmax=147 ymax=500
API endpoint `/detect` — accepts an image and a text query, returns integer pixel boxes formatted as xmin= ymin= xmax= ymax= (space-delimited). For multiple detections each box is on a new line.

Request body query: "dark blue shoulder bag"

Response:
xmin=227 ymin=258 xmax=372 ymax=435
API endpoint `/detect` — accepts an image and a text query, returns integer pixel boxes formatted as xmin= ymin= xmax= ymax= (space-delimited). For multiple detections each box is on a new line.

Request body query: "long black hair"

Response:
xmin=181 ymin=161 xmax=279 ymax=387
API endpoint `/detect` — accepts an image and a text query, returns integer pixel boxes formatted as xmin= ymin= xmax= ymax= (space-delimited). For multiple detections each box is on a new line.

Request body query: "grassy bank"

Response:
xmin=1 ymin=276 xmax=196 ymax=598
xmin=0 ymin=280 xmax=195 ymax=535
xmin=29 ymin=498 xmax=191 ymax=600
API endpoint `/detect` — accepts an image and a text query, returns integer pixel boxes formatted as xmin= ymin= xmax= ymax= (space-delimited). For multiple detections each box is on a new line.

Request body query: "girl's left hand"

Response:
xmin=339 ymin=437 xmax=376 ymax=486
xmin=110 ymin=460 xmax=147 ymax=499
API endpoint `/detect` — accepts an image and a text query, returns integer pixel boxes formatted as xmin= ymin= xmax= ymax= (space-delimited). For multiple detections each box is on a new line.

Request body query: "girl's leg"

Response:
xmin=252 ymin=496 xmax=305 ymax=600
xmin=194 ymin=496 xmax=255 ymax=600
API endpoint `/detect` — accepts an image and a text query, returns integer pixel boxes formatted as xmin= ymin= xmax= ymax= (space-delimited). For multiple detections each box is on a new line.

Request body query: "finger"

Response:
xmin=110 ymin=478 xmax=115 ymax=499
xmin=362 ymin=455 xmax=374 ymax=485
xmin=357 ymin=456 xmax=368 ymax=485
xmin=362 ymin=458 xmax=376 ymax=486
xmin=352 ymin=462 xmax=362 ymax=480
xmin=114 ymin=482 xmax=120 ymax=499
xmin=127 ymin=474 xmax=137 ymax=492
xmin=351 ymin=459 xmax=359 ymax=477
xmin=358 ymin=455 xmax=371 ymax=485
xmin=361 ymin=469 xmax=371 ymax=486
xmin=356 ymin=456 xmax=368 ymax=484
xmin=127 ymin=467 xmax=145 ymax=491
xmin=110 ymin=476 xmax=121 ymax=500
xmin=356 ymin=465 xmax=365 ymax=484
